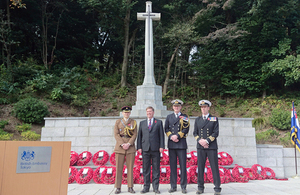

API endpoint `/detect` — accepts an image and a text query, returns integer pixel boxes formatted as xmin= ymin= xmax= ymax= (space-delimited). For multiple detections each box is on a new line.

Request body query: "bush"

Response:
xmin=270 ymin=108 xmax=290 ymax=130
xmin=0 ymin=120 xmax=8 ymax=129
xmin=16 ymin=123 xmax=32 ymax=133
xmin=21 ymin=130 xmax=41 ymax=141
xmin=51 ymin=88 xmax=63 ymax=100
xmin=252 ymin=117 xmax=267 ymax=130
xmin=256 ymin=129 xmax=279 ymax=143
xmin=13 ymin=97 xmax=49 ymax=124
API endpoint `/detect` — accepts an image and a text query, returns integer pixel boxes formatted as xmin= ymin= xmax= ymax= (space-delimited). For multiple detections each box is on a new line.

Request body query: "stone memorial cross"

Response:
xmin=137 ymin=1 xmax=160 ymax=85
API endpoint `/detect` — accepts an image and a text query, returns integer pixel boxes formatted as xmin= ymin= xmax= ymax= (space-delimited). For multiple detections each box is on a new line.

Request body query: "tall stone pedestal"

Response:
xmin=130 ymin=84 xmax=172 ymax=117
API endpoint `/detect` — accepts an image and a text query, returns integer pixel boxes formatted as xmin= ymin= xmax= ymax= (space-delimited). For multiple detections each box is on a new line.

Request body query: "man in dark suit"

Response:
xmin=137 ymin=106 xmax=165 ymax=194
xmin=165 ymin=99 xmax=189 ymax=194
xmin=193 ymin=100 xmax=221 ymax=195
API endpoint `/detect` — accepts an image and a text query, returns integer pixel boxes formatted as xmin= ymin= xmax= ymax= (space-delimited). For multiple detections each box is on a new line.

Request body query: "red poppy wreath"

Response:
xmin=68 ymin=166 xmax=78 ymax=184
xmin=77 ymin=151 xmax=92 ymax=166
xmin=92 ymin=150 xmax=109 ymax=166
xmin=93 ymin=166 xmax=107 ymax=184
xmin=75 ymin=167 xmax=93 ymax=184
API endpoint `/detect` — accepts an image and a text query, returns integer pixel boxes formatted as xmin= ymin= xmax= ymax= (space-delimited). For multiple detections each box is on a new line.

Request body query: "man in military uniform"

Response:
xmin=113 ymin=106 xmax=137 ymax=194
xmin=165 ymin=99 xmax=190 ymax=194
xmin=193 ymin=100 xmax=221 ymax=195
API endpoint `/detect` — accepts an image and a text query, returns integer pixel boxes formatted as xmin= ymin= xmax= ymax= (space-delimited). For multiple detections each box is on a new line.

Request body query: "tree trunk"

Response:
xmin=5 ymin=0 xmax=12 ymax=81
xmin=163 ymin=44 xmax=180 ymax=95
xmin=120 ymin=1 xmax=131 ymax=87
xmin=41 ymin=1 xmax=48 ymax=69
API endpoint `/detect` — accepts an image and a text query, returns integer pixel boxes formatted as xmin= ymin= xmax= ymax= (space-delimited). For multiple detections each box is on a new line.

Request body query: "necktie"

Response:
xmin=203 ymin=116 xmax=206 ymax=120
xmin=148 ymin=119 xmax=151 ymax=130
xmin=175 ymin=114 xmax=178 ymax=118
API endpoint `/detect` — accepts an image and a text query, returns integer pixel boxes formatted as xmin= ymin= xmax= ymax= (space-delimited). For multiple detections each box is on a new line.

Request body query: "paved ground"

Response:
xmin=68 ymin=178 xmax=300 ymax=195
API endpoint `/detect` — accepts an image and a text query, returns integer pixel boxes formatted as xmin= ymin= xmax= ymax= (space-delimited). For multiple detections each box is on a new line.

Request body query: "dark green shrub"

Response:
xmin=270 ymin=108 xmax=290 ymax=130
xmin=0 ymin=120 xmax=8 ymax=129
xmin=13 ymin=98 xmax=49 ymax=124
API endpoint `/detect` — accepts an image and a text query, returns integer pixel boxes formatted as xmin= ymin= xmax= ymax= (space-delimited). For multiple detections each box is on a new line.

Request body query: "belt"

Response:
xmin=120 ymin=135 xmax=130 ymax=138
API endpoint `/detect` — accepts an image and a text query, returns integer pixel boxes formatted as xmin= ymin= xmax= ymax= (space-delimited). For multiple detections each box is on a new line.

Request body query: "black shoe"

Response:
xmin=154 ymin=189 xmax=160 ymax=194
xmin=140 ymin=189 xmax=149 ymax=194
xmin=214 ymin=192 xmax=221 ymax=195
xmin=182 ymin=189 xmax=187 ymax=194
xmin=128 ymin=187 xmax=135 ymax=193
xmin=168 ymin=188 xmax=177 ymax=193
xmin=115 ymin=188 xmax=121 ymax=194
xmin=196 ymin=189 xmax=204 ymax=194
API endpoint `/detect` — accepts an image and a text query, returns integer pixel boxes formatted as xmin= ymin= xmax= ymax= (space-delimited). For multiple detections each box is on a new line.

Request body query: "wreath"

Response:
xmin=109 ymin=152 xmax=116 ymax=166
xmin=219 ymin=166 xmax=230 ymax=184
xmin=134 ymin=151 xmax=143 ymax=166
xmin=68 ymin=166 xmax=78 ymax=184
xmin=75 ymin=167 xmax=93 ymax=184
xmin=187 ymin=165 xmax=197 ymax=183
xmin=189 ymin=151 xmax=198 ymax=165
xmin=159 ymin=166 xmax=170 ymax=184
xmin=186 ymin=152 xmax=197 ymax=166
xmin=133 ymin=166 xmax=144 ymax=184
xmin=160 ymin=151 xmax=169 ymax=165
xmin=218 ymin=152 xmax=233 ymax=166
xmin=207 ymin=166 xmax=225 ymax=184
xmin=92 ymin=150 xmax=109 ymax=166
xmin=232 ymin=165 xmax=249 ymax=183
xmin=264 ymin=167 xmax=276 ymax=179
xmin=101 ymin=166 xmax=116 ymax=184
xmin=251 ymin=164 xmax=266 ymax=180
xmin=77 ymin=151 xmax=92 ymax=166
xmin=245 ymin=168 xmax=258 ymax=180
xmin=70 ymin=151 xmax=79 ymax=166
xmin=122 ymin=166 xmax=128 ymax=184
xmin=93 ymin=166 xmax=107 ymax=184
xmin=228 ymin=168 xmax=237 ymax=182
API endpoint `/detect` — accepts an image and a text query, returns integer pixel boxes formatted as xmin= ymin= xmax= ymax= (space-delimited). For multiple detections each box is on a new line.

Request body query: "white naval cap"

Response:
xmin=198 ymin=100 xmax=212 ymax=107
xmin=171 ymin=99 xmax=183 ymax=106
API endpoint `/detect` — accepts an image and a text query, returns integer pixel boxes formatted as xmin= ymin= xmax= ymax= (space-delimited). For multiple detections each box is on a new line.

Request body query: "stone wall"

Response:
xmin=41 ymin=117 xmax=257 ymax=166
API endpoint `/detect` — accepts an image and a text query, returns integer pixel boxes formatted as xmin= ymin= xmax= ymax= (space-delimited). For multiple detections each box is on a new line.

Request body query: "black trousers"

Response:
xmin=197 ymin=149 xmax=221 ymax=192
xmin=142 ymin=150 xmax=160 ymax=190
xmin=169 ymin=149 xmax=187 ymax=189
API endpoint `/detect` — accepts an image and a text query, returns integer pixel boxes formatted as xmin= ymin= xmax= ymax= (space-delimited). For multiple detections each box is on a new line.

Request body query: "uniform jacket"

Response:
xmin=137 ymin=118 xmax=165 ymax=152
xmin=164 ymin=113 xmax=190 ymax=149
xmin=113 ymin=118 xmax=137 ymax=154
xmin=193 ymin=114 xmax=219 ymax=149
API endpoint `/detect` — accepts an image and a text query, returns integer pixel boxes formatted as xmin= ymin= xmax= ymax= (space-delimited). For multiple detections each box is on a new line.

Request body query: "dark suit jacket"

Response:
xmin=164 ymin=113 xmax=189 ymax=149
xmin=137 ymin=118 xmax=165 ymax=152
xmin=193 ymin=114 xmax=219 ymax=149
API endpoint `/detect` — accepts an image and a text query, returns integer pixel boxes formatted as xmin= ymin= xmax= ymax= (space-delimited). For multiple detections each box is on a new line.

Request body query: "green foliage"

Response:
xmin=252 ymin=117 xmax=267 ymax=130
xmin=83 ymin=109 xmax=90 ymax=117
xmin=0 ymin=120 xmax=8 ymax=129
xmin=51 ymin=88 xmax=63 ymax=101
xmin=71 ymin=94 xmax=89 ymax=107
xmin=0 ymin=120 xmax=12 ymax=140
xmin=0 ymin=131 xmax=13 ymax=140
xmin=26 ymin=73 xmax=56 ymax=93
xmin=215 ymin=105 xmax=225 ymax=117
xmin=16 ymin=123 xmax=32 ymax=133
xmin=21 ymin=131 xmax=41 ymax=141
xmin=13 ymin=98 xmax=49 ymax=124
xmin=116 ymin=87 xmax=129 ymax=98
xmin=251 ymin=107 xmax=262 ymax=116
xmin=217 ymin=99 xmax=226 ymax=105
xmin=270 ymin=108 xmax=290 ymax=130
xmin=280 ymin=132 xmax=292 ymax=147
xmin=256 ymin=129 xmax=279 ymax=142
xmin=112 ymin=99 xmax=118 ymax=109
